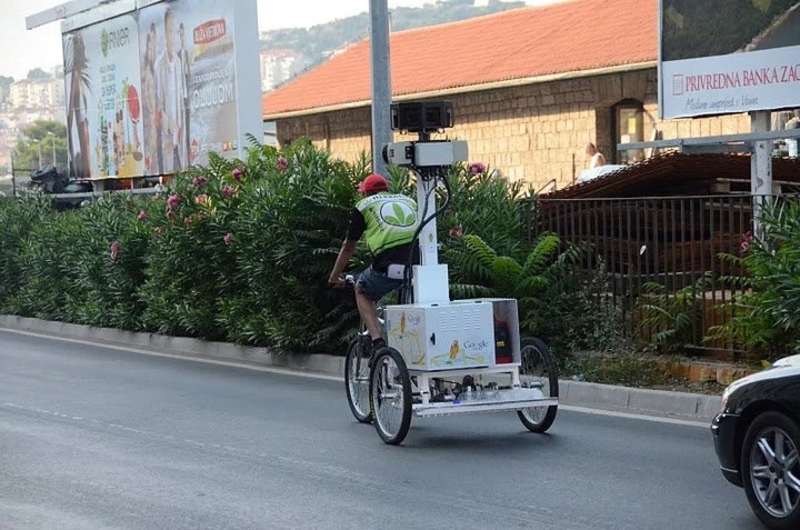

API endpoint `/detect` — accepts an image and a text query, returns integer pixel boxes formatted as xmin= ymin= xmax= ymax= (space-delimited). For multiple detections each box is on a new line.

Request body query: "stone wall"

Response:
xmin=274 ymin=67 xmax=752 ymax=192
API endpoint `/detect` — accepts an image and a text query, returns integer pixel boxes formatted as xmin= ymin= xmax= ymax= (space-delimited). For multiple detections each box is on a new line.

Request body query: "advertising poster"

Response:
xmin=63 ymin=14 xmax=145 ymax=179
xmin=660 ymin=0 xmax=800 ymax=119
xmin=138 ymin=0 xmax=240 ymax=175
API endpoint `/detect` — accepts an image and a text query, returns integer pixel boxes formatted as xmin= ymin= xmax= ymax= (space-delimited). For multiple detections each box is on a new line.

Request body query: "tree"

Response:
xmin=27 ymin=68 xmax=51 ymax=81
xmin=12 ymin=120 xmax=68 ymax=173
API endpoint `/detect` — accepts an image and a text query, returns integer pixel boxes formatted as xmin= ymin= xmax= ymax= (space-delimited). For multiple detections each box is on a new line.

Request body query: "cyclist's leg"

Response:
xmin=355 ymin=267 xmax=402 ymax=350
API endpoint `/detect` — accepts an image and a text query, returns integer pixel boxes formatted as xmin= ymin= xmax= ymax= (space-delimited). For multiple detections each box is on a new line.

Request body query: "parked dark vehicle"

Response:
xmin=29 ymin=165 xmax=94 ymax=209
xmin=712 ymin=355 xmax=800 ymax=529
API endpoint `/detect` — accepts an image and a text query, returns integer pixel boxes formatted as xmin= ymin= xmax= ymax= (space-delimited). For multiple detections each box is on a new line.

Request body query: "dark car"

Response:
xmin=712 ymin=354 xmax=800 ymax=529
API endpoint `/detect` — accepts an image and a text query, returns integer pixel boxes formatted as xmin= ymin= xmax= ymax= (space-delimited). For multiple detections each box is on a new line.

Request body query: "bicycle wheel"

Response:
xmin=517 ymin=336 xmax=559 ymax=433
xmin=344 ymin=335 xmax=373 ymax=424
xmin=369 ymin=346 xmax=412 ymax=445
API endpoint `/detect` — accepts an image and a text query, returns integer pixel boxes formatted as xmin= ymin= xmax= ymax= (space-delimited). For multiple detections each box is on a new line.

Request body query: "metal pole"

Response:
xmin=51 ymin=133 xmax=57 ymax=167
xmin=750 ymin=111 xmax=773 ymax=239
xmin=369 ymin=0 xmax=392 ymax=177
xmin=11 ymin=154 xmax=17 ymax=198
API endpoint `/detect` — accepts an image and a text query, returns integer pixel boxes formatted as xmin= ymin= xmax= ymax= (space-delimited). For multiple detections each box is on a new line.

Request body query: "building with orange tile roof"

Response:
xmin=262 ymin=0 xmax=753 ymax=191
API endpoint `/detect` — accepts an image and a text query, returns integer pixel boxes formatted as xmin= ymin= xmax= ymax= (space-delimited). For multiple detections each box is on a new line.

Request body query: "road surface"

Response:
xmin=0 ymin=329 xmax=759 ymax=529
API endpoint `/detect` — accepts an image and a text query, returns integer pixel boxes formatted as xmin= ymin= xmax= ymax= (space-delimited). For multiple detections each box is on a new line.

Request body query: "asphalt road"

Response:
xmin=0 ymin=329 xmax=761 ymax=530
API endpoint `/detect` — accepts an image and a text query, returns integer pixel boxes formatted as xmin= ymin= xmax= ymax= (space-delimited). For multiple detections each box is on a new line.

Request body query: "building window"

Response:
xmin=614 ymin=99 xmax=645 ymax=165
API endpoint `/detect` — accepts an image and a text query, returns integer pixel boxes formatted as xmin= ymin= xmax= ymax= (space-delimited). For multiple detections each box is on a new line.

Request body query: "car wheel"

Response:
xmin=741 ymin=411 xmax=800 ymax=530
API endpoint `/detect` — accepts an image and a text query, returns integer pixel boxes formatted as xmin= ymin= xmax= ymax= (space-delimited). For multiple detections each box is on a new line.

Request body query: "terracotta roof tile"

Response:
xmin=263 ymin=0 xmax=657 ymax=117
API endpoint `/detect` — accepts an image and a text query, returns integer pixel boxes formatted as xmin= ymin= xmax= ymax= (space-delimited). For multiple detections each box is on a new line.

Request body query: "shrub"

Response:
xmin=706 ymin=198 xmax=800 ymax=360
xmin=0 ymin=139 xmax=622 ymax=358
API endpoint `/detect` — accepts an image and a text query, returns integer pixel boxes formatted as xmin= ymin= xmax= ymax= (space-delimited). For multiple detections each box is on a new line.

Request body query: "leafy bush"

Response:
xmin=0 ymin=138 xmax=621 ymax=358
xmin=419 ymin=163 xmax=622 ymax=353
xmin=706 ymin=199 xmax=800 ymax=360
xmin=0 ymin=194 xmax=51 ymax=310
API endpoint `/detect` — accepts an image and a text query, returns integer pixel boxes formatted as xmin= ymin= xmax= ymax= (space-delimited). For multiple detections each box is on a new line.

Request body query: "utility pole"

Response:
xmin=369 ymin=0 xmax=393 ymax=177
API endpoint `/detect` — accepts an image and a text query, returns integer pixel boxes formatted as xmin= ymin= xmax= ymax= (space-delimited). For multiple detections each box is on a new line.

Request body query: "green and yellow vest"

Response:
xmin=356 ymin=192 xmax=419 ymax=256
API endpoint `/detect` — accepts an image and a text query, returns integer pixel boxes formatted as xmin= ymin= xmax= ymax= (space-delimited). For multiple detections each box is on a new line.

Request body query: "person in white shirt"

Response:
xmin=155 ymin=7 xmax=185 ymax=173
xmin=586 ymin=142 xmax=606 ymax=169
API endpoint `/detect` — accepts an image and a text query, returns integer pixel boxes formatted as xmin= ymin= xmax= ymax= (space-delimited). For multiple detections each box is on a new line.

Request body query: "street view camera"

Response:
xmin=382 ymin=100 xmax=468 ymax=169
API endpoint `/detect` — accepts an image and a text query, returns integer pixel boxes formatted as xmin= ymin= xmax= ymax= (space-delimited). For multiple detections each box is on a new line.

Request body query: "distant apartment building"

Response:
xmin=9 ymin=78 xmax=65 ymax=110
xmin=0 ymin=84 xmax=10 ymax=107
xmin=260 ymin=49 xmax=303 ymax=93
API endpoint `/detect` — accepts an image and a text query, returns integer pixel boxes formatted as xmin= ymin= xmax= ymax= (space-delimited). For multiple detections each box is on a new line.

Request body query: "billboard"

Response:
xmin=659 ymin=0 xmax=800 ymax=120
xmin=63 ymin=0 xmax=260 ymax=180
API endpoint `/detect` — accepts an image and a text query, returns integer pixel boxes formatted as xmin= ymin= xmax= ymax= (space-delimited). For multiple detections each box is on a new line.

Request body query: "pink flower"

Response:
xmin=223 ymin=233 xmax=233 ymax=246
xmin=154 ymin=226 xmax=164 ymax=235
xmin=232 ymin=167 xmax=246 ymax=182
xmin=195 ymin=194 xmax=210 ymax=206
xmin=469 ymin=162 xmax=486 ymax=175
xmin=449 ymin=224 xmax=463 ymax=238
xmin=277 ymin=156 xmax=288 ymax=172
xmin=110 ymin=240 xmax=121 ymax=262
xmin=137 ymin=210 xmax=148 ymax=221
xmin=184 ymin=216 xmax=192 ymax=227
xmin=167 ymin=194 xmax=181 ymax=211
xmin=741 ymin=231 xmax=753 ymax=253
xmin=221 ymin=185 xmax=236 ymax=198
xmin=192 ymin=176 xmax=208 ymax=188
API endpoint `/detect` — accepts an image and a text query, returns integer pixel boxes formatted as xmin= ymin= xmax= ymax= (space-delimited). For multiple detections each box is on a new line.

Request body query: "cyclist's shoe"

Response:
xmin=368 ymin=337 xmax=386 ymax=368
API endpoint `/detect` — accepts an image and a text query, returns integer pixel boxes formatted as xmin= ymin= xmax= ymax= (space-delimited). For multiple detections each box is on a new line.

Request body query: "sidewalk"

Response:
xmin=0 ymin=315 xmax=722 ymax=423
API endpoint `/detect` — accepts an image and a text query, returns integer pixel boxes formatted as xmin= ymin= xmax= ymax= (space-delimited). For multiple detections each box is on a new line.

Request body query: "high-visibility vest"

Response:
xmin=356 ymin=192 xmax=419 ymax=256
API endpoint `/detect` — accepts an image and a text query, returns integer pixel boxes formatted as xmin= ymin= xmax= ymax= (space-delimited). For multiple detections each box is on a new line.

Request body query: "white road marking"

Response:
xmin=1 ymin=327 xmax=713 ymax=428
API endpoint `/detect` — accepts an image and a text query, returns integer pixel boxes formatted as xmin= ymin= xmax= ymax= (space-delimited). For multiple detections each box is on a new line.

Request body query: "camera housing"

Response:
xmin=382 ymin=100 xmax=467 ymax=169
xmin=383 ymin=140 xmax=468 ymax=168
xmin=391 ymin=101 xmax=454 ymax=133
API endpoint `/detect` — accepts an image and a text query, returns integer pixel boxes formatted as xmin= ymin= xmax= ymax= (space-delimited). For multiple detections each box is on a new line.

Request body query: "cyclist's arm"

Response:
xmin=328 ymin=209 xmax=365 ymax=284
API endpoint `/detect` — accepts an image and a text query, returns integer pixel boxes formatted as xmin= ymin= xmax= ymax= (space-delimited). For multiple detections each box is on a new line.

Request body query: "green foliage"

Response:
xmin=706 ymin=199 xmax=800 ymax=360
xmin=27 ymin=68 xmax=51 ymax=81
xmin=428 ymin=162 xmax=623 ymax=354
xmin=0 ymin=136 xmax=623 ymax=359
xmin=638 ymin=279 xmax=705 ymax=354
xmin=13 ymin=120 xmax=69 ymax=172
xmin=136 ymin=138 xmax=367 ymax=353
xmin=0 ymin=194 xmax=52 ymax=309
xmin=4 ymin=192 xmax=151 ymax=329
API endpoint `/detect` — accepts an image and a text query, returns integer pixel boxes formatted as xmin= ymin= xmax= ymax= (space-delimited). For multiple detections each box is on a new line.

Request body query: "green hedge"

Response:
xmin=0 ymin=139 xmax=617 ymax=355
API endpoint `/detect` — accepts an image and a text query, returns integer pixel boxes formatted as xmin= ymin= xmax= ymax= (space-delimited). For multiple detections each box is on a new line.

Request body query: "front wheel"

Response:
xmin=344 ymin=335 xmax=372 ymax=424
xmin=517 ymin=336 xmax=559 ymax=433
xmin=741 ymin=411 xmax=800 ymax=530
xmin=369 ymin=347 xmax=412 ymax=445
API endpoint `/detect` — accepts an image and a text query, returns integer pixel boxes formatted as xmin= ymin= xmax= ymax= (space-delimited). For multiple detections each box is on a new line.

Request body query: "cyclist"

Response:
xmin=328 ymin=173 xmax=419 ymax=355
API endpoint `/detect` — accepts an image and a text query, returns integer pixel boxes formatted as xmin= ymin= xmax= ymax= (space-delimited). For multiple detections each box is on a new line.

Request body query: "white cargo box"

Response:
xmin=385 ymin=299 xmax=496 ymax=372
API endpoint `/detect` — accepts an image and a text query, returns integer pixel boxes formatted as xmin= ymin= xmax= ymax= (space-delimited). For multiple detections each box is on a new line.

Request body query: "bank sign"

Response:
xmin=659 ymin=0 xmax=800 ymax=119
xmin=62 ymin=0 xmax=260 ymax=180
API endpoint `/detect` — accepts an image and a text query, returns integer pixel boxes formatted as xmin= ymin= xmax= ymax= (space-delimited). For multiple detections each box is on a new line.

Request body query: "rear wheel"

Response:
xmin=741 ymin=411 xmax=800 ymax=530
xmin=344 ymin=335 xmax=372 ymax=424
xmin=369 ymin=347 xmax=412 ymax=445
xmin=517 ymin=337 xmax=559 ymax=433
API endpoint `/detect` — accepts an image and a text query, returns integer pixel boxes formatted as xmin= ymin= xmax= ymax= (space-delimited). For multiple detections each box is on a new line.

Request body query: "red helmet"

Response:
xmin=358 ymin=174 xmax=389 ymax=195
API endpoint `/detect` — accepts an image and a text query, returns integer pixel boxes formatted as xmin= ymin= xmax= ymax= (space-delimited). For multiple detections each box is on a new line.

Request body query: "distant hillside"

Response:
xmin=260 ymin=0 xmax=528 ymax=89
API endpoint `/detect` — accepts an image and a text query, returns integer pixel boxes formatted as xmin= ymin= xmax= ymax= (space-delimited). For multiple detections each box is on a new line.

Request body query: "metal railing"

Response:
xmin=536 ymin=195 xmax=762 ymax=358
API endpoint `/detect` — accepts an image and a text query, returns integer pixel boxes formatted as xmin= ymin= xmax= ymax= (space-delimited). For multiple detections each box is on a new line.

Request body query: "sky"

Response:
xmin=1 ymin=0 xmax=549 ymax=80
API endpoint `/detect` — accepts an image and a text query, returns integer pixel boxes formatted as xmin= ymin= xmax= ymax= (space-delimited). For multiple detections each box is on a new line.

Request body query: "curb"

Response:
xmin=0 ymin=315 xmax=720 ymax=423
